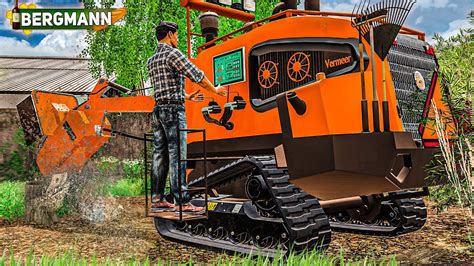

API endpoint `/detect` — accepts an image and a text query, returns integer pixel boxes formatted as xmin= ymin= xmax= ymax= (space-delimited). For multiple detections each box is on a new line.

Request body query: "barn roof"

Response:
xmin=0 ymin=56 xmax=99 ymax=94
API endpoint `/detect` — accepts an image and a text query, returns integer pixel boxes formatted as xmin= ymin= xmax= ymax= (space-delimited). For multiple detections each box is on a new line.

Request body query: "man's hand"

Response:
xmin=197 ymin=76 xmax=227 ymax=97
xmin=187 ymin=90 xmax=204 ymax=102
xmin=215 ymin=85 xmax=227 ymax=97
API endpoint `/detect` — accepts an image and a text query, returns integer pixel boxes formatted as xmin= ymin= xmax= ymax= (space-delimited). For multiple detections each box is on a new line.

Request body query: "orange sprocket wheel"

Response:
xmin=258 ymin=61 xmax=279 ymax=89
xmin=287 ymin=52 xmax=311 ymax=82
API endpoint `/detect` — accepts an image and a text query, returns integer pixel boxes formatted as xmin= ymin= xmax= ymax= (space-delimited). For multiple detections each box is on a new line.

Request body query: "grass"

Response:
xmin=0 ymin=181 xmax=25 ymax=221
xmin=95 ymin=157 xmax=147 ymax=197
xmin=105 ymin=178 xmax=144 ymax=197
xmin=0 ymin=248 xmax=396 ymax=266
xmin=431 ymin=102 xmax=473 ymax=212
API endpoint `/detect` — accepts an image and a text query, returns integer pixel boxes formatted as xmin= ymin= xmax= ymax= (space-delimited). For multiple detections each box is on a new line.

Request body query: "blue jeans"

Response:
xmin=151 ymin=104 xmax=189 ymax=204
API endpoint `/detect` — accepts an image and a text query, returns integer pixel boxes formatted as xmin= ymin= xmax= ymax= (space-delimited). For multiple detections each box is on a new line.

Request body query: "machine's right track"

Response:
xmin=154 ymin=156 xmax=331 ymax=256
xmin=329 ymin=197 xmax=427 ymax=236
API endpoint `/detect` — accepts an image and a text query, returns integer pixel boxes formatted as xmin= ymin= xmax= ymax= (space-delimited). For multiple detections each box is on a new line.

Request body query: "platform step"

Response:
xmin=184 ymin=156 xmax=243 ymax=162
xmin=148 ymin=211 xmax=207 ymax=221
xmin=182 ymin=187 xmax=207 ymax=192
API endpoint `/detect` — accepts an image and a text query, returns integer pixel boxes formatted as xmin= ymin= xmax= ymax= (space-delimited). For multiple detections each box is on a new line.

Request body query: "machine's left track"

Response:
xmin=154 ymin=156 xmax=332 ymax=256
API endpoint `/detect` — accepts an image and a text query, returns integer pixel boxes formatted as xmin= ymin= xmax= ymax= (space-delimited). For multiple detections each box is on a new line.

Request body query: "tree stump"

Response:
xmin=25 ymin=180 xmax=57 ymax=226
xmin=24 ymin=173 xmax=69 ymax=226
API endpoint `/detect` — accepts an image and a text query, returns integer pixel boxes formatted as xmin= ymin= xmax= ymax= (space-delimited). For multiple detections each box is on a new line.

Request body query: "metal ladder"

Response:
xmin=144 ymin=128 xmax=209 ymax=221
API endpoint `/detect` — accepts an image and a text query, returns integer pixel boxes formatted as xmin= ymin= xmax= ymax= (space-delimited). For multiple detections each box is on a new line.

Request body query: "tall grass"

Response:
xmin=0 ymin=248 xmax=396 ymax=266
xmin=0 ymin=181 xmax=25 ymax=221
xmin=106 ymin=178 xmax=144 ymax=197
xmin=431 ymin=102 xmax=473 ymax=248
xmin=432 ymin=102 xmax=473 ymax=214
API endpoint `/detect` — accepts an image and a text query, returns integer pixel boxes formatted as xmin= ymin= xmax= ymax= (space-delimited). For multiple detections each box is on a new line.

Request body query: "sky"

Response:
xmin=0 ymin=0 xmax=472 ymax=57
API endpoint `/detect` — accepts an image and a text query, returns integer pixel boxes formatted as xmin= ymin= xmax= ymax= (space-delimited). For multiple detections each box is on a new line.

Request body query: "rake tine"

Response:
xmin=364 ymin=0 xmax=371 ymax=16
xmin=356 ymin=0 xmax=364 ymax=15
xmin=392 ymin=1 xmax=402 ymax=26
xmin=374 ymin=1 xmax=381 ymax=14
xmin=376 ymin=1 xmax=382 ymax=13
xmin=352 ymin=0 xmax=363 ymax=27
xmin=399 ymin=0 xmax=414 ymax=25
xmin=367 ymin=1 xmax=374 ymax=14
xmin=363 ymin=0 xmax=371 ymax=27
xmin=383 ymin=1 xmax=391 ymax=26
xmin=396 ymin=0 xmax=409 ymax=24
xmin=362 ymin=0 xmax=369 ymax=12
xmin=351 ymin=0 xmax=359 ymax=18
xmin=401 ymin=2 xmax=410 ymax=24
xmin=406 ymin=1 xmax=415 ymax=14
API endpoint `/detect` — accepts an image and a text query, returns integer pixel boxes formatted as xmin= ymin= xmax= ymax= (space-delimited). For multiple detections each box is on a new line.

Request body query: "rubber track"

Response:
xmin=254 ymin=156 xmax=332 ymax=252
xmin=330 ymin=197 xmax=427 ymax=236
xmin=187 ymin=155 xmax=332 ymax=253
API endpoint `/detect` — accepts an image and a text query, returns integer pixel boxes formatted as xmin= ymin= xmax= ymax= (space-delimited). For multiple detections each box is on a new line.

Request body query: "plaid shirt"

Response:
xmin=147 ymin=43 xmax=204 ymax=104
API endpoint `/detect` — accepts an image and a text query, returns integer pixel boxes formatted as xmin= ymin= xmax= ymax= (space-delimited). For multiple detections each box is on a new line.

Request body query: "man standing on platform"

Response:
xmin=147 ymin=21 xmax=226 ymax=213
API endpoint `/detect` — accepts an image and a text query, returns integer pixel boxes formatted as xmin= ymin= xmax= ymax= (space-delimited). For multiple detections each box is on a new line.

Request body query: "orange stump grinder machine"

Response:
xmin=17 ymin=0 xmax=457 ymax=256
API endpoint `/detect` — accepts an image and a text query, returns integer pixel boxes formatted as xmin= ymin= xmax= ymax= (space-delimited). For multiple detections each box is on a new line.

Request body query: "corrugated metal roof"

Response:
xmin=0 ymin=56 xmax=100 ymax=94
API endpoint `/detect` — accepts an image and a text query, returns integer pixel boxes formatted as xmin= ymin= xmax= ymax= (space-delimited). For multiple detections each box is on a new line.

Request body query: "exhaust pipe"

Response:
xmin=305 ymin=0 xmax=320 ymax=11
xmin=199 ymin=12 xmax=219 ymax=43
xmin=272 ymin=0 xmax=297 ymax=15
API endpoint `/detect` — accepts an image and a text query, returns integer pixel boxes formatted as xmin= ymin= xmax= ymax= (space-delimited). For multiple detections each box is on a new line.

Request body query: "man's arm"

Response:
xmin=185 ymin=90 xmax=204 ymax=102
xmin=168 ymin=50 xmax=226 ymax=96
xmin=197 ymin=76 xmax=226 ymax=96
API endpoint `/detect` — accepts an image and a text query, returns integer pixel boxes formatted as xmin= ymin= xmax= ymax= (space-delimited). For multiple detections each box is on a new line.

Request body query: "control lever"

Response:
xmin=220 ymin=95 xmax=246 ymax=130
xmin=200 ymin=96 xmax=247 ymax=130
xmin=287 ymin=92 xmax=306 ymax=115
xmin=201 ymin=101 xmax=222 ymax=126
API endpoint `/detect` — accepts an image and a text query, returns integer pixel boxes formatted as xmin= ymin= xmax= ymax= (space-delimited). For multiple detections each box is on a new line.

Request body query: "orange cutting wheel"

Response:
xmin=287 ymin=52 xmax=311 ymax=82
xmin=258 ymin=61 xmax=279 ymax=89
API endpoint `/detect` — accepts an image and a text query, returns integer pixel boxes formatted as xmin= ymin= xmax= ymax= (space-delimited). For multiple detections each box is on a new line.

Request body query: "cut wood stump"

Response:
xmin=24 ymin=173 xmax=69 ymax=226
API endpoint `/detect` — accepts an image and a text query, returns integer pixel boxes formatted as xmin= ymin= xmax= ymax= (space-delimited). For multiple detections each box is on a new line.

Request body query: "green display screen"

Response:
xmin=213 ymin=48 xmax=245 ymax=86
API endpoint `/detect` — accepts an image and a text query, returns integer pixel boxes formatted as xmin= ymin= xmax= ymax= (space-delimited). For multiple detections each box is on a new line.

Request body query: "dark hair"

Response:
xmin=155 ymin=21 xmax=178 ymax=41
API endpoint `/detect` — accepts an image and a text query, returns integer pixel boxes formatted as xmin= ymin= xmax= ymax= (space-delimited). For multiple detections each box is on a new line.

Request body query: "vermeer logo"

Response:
xmin=325 ymin=56 xmax=353 ymax=69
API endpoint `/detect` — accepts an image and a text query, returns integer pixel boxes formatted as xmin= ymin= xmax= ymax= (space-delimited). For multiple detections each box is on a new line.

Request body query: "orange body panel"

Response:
xmin=286 ymin=71 xmax=404 ymax=138
xmin=32 ymin=79 xmax=154 ymax=176
xmin=37 ymin=110 xmax=111 ymax=176
xmin=421 ymin=74 xmax=457 ymax=144
xmin=186 ymin=15 xmax=407 ymax=143
xmin=32 ymin=90 xmax=79 ymax=136
xmin=77 ymin=96 xmax=154 ymax=113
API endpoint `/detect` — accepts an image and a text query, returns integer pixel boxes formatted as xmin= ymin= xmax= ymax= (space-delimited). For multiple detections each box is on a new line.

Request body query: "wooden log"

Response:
xmin=24 ymin=179 xmax=58 ymax=226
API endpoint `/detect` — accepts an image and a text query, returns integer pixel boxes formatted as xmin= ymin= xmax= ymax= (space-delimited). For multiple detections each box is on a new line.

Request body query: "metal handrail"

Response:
xmin=176 ymin=128 xmax=208 ymax=221
xmin=193 ymin=9 xmax=426 ymax=53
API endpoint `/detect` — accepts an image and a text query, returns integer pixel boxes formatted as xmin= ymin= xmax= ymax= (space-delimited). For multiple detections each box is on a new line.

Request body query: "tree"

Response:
xmin=83 ymin=0 xmax=280 ymax=89
xmin=426 ymin=14 xmax=473 ymax=212
xmin=432 ymin=15 xmax=473 ymax=111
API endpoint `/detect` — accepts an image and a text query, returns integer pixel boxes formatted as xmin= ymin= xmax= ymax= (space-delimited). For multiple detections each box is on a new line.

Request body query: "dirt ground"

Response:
xmin=1 ymin=197 xmax=472 ymax=264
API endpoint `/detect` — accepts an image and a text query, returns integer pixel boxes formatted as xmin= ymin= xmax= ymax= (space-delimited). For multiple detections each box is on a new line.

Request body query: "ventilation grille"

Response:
xmin=388 ymin=35 xmax=437 ymax=140
xmin=258 ymin=51 xmax=325 ymax=100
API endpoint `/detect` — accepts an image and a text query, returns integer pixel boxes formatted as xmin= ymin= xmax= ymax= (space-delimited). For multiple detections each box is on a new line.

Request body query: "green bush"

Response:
xmin=94 ymin=157 xmax=147 ymax=197
xmin=106 ymin=178 xmax=144 ymax=197
xmin=426 ymin=16 xmax=473 ymax=211
xmin=97 ymin=156 xmax=120 ymax=174
xmin=0 ymin=181 xmax=25 ymax=220
xmin=122 ymin=159 xmax=144 ymax=180
xmin=0 ymin=129 xmax=35 ymax=182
